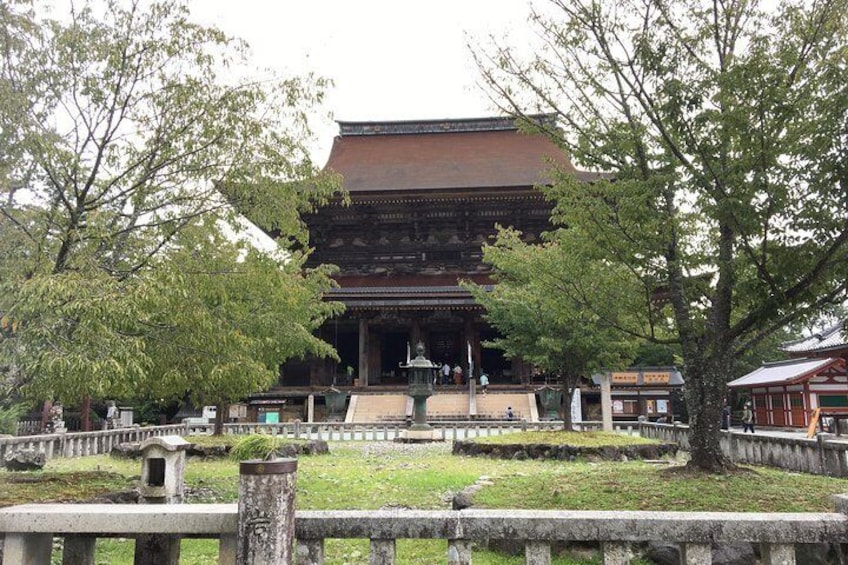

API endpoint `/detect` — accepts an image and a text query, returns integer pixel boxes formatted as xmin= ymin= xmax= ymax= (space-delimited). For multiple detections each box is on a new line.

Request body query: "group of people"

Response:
xmin=434 ymin=362 xmax=490 ymax=393
xmin=437 ymin=362 xmax=467 ymax=385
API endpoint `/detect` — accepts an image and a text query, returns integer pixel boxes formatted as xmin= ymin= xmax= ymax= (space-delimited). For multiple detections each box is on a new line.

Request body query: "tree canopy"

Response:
xmin=476 ymin=0 xmax=848 ymax=471
xmin=0 ymin=0 xmax=343 ymax=414
xmin=464 ymin=227 xmax=636 ymax=430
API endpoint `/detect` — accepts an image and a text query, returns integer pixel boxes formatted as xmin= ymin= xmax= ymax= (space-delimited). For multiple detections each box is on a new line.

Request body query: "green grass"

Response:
xmin=4 ymin=439 xmax=846 ymax=564
xmin=469 ymin=431 xmax=660 ymax=446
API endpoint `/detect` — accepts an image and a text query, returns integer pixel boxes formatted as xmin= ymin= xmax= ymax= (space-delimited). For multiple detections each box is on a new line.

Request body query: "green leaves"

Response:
xmin=477 ymin=0 xmax=848 ymax=467
xmin=0 ymin=1 xmax=345 ymax=407
xmin=464 ymin=226 xmax=637 ymax=428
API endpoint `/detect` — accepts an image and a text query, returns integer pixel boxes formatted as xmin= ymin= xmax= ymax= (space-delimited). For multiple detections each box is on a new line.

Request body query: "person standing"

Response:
xmin=742 ymin=402 xmax=755 ymax=433
xmin=479 ymin=371 xmax=489 ymax=395
xmin=453 ymin=364 xmax=463 ymax=385
xmin=441 ymin=362 xmax=451 ymax=385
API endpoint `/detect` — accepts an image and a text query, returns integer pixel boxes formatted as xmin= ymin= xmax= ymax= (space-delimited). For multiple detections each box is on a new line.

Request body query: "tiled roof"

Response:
xmin=727 ymin=357 xmax=844 ymax=388
xmin=781 ymin=321 xmax=846 ymax=354
xmin=325 ymin=116 xmax=602 ymax=192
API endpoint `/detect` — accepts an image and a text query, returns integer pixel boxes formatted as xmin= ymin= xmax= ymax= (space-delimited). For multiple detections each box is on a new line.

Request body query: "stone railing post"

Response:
xmin=238 ymin=458 xmax=298 ymax=564
xmin=599 ymin=373 xmax=613 ymax=432
xmin=447 ymin=539 xmax=471 ymax=565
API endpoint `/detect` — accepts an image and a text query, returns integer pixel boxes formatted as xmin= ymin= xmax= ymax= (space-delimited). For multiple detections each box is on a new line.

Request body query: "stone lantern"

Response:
xmin=537 ymin=385 xmax=563 ymax=420
xmin=398 ymin=342 xmax=443 ymax=442
xmin=324 ymin=387 xmax=348 ymax=421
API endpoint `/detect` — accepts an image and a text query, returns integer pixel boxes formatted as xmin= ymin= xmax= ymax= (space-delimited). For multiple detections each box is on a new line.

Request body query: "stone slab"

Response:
xmin=396 ymin=429 xmax=444 ymax=443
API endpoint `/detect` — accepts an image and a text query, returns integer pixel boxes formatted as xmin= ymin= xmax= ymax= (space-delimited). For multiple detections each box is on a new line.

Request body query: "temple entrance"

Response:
xmin=430 ymin=331 xmax=460 ymax=368
xmin=479 ymin=329 xmax=512 ymax=382
xmin=380 ymin=331 xmax=408 ymax=384
xmin=336 ymin=331 xmax=358 ymax=385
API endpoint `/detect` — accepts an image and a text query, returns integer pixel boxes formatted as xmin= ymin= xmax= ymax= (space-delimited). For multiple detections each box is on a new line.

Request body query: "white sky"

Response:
xmin=191 ymin=1 xmax=536 ymax=164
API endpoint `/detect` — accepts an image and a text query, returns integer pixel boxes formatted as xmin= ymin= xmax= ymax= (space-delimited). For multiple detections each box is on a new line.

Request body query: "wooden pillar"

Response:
xmin=462 ymin=316 xmax=474 ymax=379
xmin=358 ymin=318 xmax=369 ymax=387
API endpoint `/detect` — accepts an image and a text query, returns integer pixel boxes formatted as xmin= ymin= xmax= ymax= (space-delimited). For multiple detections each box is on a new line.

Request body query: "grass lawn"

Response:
xmin=2 ymin=437 xmax=847 ymax=564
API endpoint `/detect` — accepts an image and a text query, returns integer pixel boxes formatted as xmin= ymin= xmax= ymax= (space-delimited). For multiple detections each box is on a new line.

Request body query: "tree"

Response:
xmin=0 ymin=0 xmax=343 ymax=422
xmin=464 ymin=228 xmax=636 ymax=430
xmin=476 ymin=0 xmax=848 ymax=471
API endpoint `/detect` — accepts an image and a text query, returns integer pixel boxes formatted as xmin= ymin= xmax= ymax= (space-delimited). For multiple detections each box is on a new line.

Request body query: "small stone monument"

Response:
xmin=397 ymin=342 xmax=443 ymax=442
xmin=135 ymin=435 xmax=190 ymax=565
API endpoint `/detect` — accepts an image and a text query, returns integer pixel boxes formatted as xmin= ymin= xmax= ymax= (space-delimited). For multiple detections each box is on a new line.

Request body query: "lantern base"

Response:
xmin=395 ymin=429 xmax=445 ymax=443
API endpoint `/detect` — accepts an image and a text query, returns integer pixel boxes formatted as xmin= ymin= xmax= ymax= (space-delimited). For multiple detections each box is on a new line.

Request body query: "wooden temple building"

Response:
xmin=727 ymin=321 xmax=848 ymax=428
xmin=278 ymin=115 xmax=601 ymax=392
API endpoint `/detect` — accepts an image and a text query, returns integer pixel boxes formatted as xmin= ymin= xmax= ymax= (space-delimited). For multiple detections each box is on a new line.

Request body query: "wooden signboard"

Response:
xmin=644 ymin=372 xmax=671 ymax=384
xmin=611 ymin=372 xmax=639 ymax=384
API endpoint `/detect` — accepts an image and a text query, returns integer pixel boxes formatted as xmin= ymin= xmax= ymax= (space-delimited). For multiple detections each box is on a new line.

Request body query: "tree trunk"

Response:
xmin=684 ymin=354 xmax=732 ymax=472
xmin=560 ymin=374 xmax=580 ymax=432
xmin=40 ymin=400 xmax=52 ymax=433
xmin=81 ymin=395 xmax=91 ymax=432
xmin=214 ymin=403 xmax=225 ymax=436
xmin=562 ymin=387 xmax=574 ymax=431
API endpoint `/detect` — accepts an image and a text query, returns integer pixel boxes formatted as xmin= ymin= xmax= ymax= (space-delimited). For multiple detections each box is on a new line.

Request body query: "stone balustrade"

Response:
xmin=0 ymin=424 xmax=199 ymax=462
xmin=639 ymin=422 xmax=848 ymax=477
xmin=0 ymin=420 xmax=640 ymax=461
xmin=2 ymin=502 xmax=847 ymax=564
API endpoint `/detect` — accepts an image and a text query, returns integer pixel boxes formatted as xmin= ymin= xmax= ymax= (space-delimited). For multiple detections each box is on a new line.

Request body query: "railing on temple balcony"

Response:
xmin=2 ymin=498 xmax=847 ymax=564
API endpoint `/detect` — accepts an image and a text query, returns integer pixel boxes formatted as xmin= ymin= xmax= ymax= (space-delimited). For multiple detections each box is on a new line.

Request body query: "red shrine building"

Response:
xmin=279 ymin=115 xmax=601 ymax=391
xmin=728 ymin=321 xmax=848 ymax=428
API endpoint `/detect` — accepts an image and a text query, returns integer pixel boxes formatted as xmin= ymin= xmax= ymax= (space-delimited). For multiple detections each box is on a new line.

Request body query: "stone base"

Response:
xmin=395 ymin=429 xmax=445 ymax=443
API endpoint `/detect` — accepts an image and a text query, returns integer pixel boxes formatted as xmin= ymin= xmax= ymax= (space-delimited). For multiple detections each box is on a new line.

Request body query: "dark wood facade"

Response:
xmin=283 ymin=116 xmax=597 ymax=388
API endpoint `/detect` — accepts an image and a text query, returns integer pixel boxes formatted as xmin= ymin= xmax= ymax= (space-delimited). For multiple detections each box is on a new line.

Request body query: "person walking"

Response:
xmin=479 ymin=371 xmax=489 ymax=395
xmin=441 ymin=362 xmax=451 ymax=385
xmin=742 ymin=402 xmax=755 ymax=433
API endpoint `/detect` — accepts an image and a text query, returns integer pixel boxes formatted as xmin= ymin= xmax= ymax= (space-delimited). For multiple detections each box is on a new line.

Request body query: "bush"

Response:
xmin=0 ymin=404 xmax=25 ymax=435
xmin=229 ymin=433 xmax=285 ymax=461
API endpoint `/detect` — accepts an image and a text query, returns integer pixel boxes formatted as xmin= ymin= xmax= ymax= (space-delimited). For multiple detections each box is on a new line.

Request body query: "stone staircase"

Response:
xmin=345 ymin=394 xmax=407 ymax=422
xmin=426 ymin=394 xmax=471 ymax=420
xmin=475 ymin=393 xmax=534 ymax=421
xmin=345 ymin=391 xmax=538 ymax=422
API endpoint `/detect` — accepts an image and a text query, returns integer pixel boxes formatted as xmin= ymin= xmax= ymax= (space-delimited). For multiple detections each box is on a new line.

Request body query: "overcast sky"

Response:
xmin=191 ymin=0 xmax=536 ymax=163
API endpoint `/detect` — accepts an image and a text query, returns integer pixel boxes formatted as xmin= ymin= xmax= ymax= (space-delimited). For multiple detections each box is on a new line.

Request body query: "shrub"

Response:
xmin=0 ymin=404 xmax=25 ymax=435
xmin=229 ymin=433 xmax=285 ymax=461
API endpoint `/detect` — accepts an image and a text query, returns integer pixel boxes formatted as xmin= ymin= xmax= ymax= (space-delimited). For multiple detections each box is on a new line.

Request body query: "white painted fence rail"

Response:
xmin=1 ymin=502 xmax=846 ymax=564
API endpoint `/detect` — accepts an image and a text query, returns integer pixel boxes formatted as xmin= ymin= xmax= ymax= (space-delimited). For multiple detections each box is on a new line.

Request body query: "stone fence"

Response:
xmin=639 ymin=422 xmax=848 ymax=477
xmin=2 ymin=469 xmax=846 ymax=564
xmin=0 ymin=420 xmax=639 ymax=461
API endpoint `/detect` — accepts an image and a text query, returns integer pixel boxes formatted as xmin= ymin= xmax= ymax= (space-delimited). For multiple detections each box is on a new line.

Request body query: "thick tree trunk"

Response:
xmin=683 ymin=354 xmax=732 ymax=472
